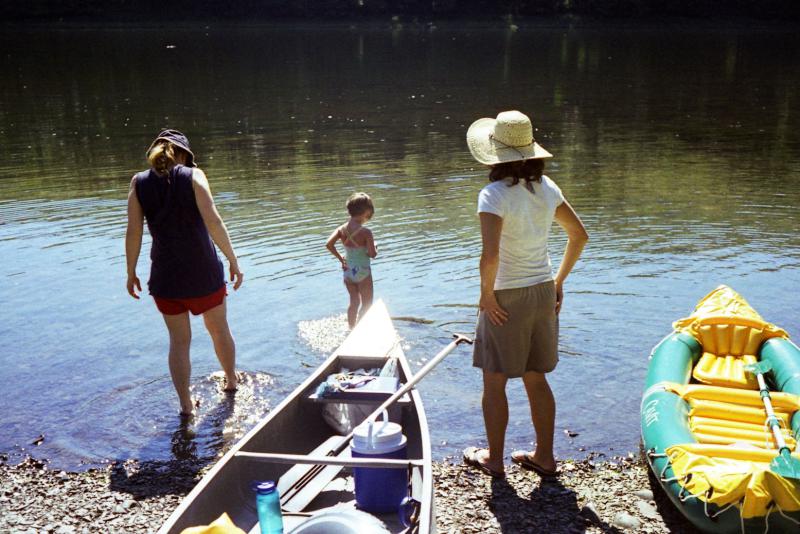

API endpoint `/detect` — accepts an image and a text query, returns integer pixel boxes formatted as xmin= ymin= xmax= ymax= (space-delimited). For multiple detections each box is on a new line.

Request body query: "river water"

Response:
xmin=1 ymin=21 xmax=799 ymax=470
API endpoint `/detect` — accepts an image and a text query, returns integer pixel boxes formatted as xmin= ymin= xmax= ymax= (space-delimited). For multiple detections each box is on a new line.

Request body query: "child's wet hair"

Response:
xmin=346 ymin=192 xmax=374 ymax=216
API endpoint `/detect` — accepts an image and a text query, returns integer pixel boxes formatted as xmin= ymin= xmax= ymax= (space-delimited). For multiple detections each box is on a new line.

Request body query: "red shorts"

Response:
xmin=154 ymin=286 xmax=227 ymax=316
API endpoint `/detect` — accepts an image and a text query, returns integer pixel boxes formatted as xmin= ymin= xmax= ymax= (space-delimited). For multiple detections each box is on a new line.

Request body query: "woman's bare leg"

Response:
xmin=162 ymin=312 xmax=193 ymax=415
xmin=202 ymin=299 xmax=237 ymax=391
xmin=521 ymin=370 xmax=557 ymax=472
xmin=344 ymin=280 xmax=361 ymax=329
xmin=357 ymin=276 xmax=374 ymax=322
xmin=480 ymin=370 xmax=508 ymax=474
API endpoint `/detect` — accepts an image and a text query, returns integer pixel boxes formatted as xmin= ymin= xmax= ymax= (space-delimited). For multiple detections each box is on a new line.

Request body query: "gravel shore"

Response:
xmin=0 ymin=453 xmax=700 ymax=533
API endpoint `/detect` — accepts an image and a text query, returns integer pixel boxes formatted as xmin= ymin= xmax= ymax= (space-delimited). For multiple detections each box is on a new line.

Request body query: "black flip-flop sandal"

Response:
xmin=511 ymin=451 xmax=558 ymax=477
xmin=463 ymin=447 xmax=505 ymax=479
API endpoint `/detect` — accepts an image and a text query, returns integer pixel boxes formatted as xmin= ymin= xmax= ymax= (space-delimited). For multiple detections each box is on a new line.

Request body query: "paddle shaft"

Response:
xmin=277 ymin=333 xmax=472 ymax=508
xmin=331 ymin=333 xmax=473 ymax=455
xmin=754 ymin=372 xmax=791 ymax=452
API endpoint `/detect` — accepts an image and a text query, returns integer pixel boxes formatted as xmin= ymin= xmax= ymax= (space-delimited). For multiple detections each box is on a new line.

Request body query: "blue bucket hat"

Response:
xmin=146 ymin=129 xmax=196 ymax=167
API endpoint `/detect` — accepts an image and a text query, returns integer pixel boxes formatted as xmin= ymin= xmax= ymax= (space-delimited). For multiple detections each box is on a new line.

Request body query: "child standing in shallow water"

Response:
xmin=326 ymin=192 xmax=378 ymax=328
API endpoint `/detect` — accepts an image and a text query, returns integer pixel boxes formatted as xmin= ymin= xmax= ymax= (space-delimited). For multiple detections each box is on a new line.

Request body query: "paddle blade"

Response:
xmin=770 ymin=449 xmax=800 ymax=480
xmin=744 ymin=361 xmax=773 ymax=375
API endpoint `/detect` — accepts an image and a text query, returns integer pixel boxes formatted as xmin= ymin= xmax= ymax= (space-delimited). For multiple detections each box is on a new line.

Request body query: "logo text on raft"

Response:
xmin=644 ymin=399 xmax=659 ymax=427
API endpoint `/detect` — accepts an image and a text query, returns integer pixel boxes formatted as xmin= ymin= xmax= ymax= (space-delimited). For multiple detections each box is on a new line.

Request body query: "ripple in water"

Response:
xmin=50 ymin=370 xmax=284 ymax=469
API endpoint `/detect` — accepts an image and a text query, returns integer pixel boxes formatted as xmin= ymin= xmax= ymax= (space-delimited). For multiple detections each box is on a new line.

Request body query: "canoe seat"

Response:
xmin=691 ymin=323 xmax=765 ymax=389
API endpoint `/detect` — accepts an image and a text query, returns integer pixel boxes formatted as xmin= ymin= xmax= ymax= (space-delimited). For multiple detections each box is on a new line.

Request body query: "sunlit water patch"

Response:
xmin=297 ymin=314 xmax=351 ymax=355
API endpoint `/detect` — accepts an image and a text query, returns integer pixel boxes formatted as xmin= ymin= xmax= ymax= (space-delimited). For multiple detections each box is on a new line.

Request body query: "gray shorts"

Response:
xmin=472 ymin=281 xmax=559 ymax=377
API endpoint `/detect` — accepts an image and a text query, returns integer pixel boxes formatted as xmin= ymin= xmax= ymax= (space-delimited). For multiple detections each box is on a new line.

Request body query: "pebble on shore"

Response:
xmin=0 ymin=454 xmax=701 ymax=533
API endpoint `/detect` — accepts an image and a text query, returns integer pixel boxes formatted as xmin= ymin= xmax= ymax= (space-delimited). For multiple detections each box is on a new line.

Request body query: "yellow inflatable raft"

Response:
xmin=641 ymin=286 xmax=800 ymax=533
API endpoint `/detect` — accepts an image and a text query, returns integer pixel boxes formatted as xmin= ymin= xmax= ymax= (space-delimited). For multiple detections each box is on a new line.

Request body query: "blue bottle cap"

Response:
xmin=252 ymin=480 xmax=276 ymax=494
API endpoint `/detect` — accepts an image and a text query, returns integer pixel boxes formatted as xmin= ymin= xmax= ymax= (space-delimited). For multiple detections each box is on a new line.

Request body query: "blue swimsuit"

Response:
xmin=342 ymin=226 xmax=372 ymax=284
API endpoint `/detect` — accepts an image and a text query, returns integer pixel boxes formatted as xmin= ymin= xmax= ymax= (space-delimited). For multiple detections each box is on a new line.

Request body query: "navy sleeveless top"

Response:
xmin=135 ymin=165 xmax=224 ymax=299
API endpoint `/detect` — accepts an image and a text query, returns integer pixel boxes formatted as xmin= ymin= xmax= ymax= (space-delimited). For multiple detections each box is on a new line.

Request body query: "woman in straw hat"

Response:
xmin=462 ymin=111 xmax=588 ymax=478
xmin=125 ymin=129 xmax=243 ymax=416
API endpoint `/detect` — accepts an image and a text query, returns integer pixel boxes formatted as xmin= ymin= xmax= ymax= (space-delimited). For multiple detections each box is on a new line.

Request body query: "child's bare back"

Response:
xmin=325 ymin=192 xmax=378 ymax=328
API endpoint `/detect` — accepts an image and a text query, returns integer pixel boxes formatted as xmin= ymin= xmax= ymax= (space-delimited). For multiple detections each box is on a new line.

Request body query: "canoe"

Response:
xmin=641 ymin=286 xmax=800 ymax=533
xmin=159 ymin=300 xmax=435 ymax=534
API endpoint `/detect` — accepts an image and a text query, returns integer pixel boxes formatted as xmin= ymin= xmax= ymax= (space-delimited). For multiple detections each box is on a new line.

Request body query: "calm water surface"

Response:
xmin=1 ymin=22 xmax=799 ymax=470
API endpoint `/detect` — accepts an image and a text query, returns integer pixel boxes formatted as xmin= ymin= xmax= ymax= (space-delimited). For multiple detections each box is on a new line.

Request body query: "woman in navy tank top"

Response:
xmin=125 ymin=130 xmax=243 ymax=416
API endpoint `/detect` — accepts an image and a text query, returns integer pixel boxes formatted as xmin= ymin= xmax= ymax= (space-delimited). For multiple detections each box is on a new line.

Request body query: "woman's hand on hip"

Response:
xmin=229 ymin=262 xmax=244 ymax=290
xmin=127 ymin=275 xmax=141 ymax=299
xmin=555 ymin=281 xmax=564 ymax=314
xmin=480 ymin=293 xmax=509 ymax=326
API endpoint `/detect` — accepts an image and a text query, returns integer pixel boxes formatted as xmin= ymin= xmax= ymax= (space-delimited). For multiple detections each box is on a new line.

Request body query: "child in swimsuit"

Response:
xmin=325 ymin=192 xmax=378 ymax=329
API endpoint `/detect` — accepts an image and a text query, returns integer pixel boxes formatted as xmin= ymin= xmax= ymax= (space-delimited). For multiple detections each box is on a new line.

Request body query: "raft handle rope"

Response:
xmin=763 ymin=503 xmax=774 ymax=534
xmin=654 ymin=450 xmax=739 ymax=525
xmin=775 ymin=503 xmax=800 ymax=525
xmin=656 ymin=451 xmax=689 ymax=484
xmin=648 ymin=448 xmax=800 ymax=532
xmin=762 ymin=501 xmax=800 ymax=533
xmin=659 ymin=459 xmax=673 ymax=481
xmin=676 ymin=474 xmax=695 ymax=502
xmin=648 ymin=449 xmax=689 ymax=484
xmin=700 ymin=492 xmax=741 ymax=524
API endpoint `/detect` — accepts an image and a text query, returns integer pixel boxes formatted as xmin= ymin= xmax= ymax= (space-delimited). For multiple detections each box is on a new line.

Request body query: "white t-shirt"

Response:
xmin=477 ymin=175 xmax=565 ymax=291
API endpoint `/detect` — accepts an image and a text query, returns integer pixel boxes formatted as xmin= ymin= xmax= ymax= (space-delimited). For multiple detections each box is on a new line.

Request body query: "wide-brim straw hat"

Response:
xmin=466 ymin=110 xmax=552 ymax=165
xmin=146 ymin=129 xmax=196 ymax=167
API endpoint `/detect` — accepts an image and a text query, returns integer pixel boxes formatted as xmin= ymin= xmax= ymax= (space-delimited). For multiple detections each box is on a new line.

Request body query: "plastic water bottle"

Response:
xmin=253 ymin=480 xmax=284 ymax=534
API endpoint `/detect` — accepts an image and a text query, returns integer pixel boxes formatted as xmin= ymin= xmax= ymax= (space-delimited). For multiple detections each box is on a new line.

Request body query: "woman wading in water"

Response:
xmin=462 ymin=111 xmax=588 ymax=478
xmin=125 ymin=129 xmax=243 ymax=416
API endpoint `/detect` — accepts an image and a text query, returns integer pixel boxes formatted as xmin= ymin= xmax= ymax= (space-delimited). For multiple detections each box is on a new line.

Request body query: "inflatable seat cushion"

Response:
xmin=692 ymin=352 xmax=759 ymax=389
xmin=691 ymin=324 xmax=766 ymax=388
xmin=695 ymin=324 xmax=763 ymax=357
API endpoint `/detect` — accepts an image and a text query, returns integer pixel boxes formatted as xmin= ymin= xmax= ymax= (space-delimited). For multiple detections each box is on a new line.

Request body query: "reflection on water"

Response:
xmin=1 ymin=22 xmax=799 ymax=470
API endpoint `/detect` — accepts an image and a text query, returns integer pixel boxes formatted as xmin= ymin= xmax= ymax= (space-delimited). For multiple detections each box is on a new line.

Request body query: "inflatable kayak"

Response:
xmin=641 ymin=286 xmax=800 ymax=533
